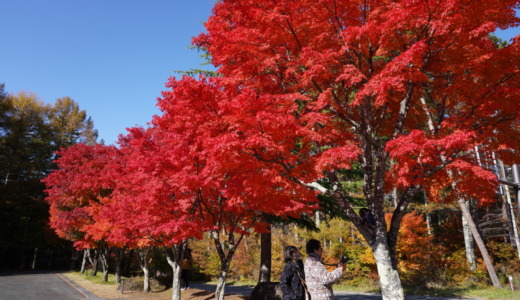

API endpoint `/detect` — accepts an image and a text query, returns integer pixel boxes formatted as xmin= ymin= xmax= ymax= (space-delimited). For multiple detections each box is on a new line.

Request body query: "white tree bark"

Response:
xmin=167 ymin=257 xmax=182 ymax=300
xmin=495 ymin=156 xmax=520 ymax=259
xmin=458 ymin=200 xmax=502 ymax=288
xmin=136 ymin=247 xmax=151 ymax=292
xmin=462 ymin=203 xmax=477 ymax=271
xmin=31 ymin=248 xmax=38 ymax=270
xmin=373 ymin=242 xmax=404 ymax=300
xmin=80 ymin=249 xmax=87 ymax=273
xmin=423 ymin=191 xmax=432 ymax=235
xmin=87 ymin=249 xmax=98 ymax=276
xmin=165 ymin=242 xmax=186 ymax=300
xmin=215 ymin=270 xmax=228 ymax=300
xmin=98 ymin=247 xmax=110 ymax=282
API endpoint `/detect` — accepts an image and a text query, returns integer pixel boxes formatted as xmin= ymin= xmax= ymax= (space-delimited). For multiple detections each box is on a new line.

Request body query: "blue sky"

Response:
xmin=2 ymin=0 xmax=215 ymax=145
xmin=1 ymin=1 xmax=518 ymax=145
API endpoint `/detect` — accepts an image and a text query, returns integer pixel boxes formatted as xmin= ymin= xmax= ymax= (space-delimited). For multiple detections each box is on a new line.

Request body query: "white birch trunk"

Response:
xmin=458 ymin=200 xmax=502 ymax=288
xmin=31 ymin=248 xmax=38 ymax=270
xmin=114 ymin=248 xmax=123 ymax=284
xmin=373 ymin=242 xmax=404 ymax=300
xmin=165 ymin=243 xmax=185 ymax=300
xmin=462 ymin=204 xmax=477 ymax=271
xmin=496 ymin=157 xmax=520 ymax=259
xmin=88 ymin=249 xmax=98 ymax=276
xmin=423 ymin=191 xmax=432 ymax=235
xmin=98 ymin=248 xmax=109 ymax=282
xmin=393 ymin=188 xmax=398 ymax=208
xmin=143 ymin=267 xmax=150 ymax=292
xmin=80 ymin=250 xmax=87 ymax=273
xmin=167 ymin=257 xmax=182 ymax=300
xmin=137 ymin=248 xmax=151 ymax=292
xmin=215 ymin=271 xmax=227 ymax=300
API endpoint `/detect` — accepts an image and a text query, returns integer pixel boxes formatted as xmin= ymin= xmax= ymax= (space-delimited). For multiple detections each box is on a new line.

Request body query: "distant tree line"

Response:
xmin=0 ymin=83 xmax=98 ymax=270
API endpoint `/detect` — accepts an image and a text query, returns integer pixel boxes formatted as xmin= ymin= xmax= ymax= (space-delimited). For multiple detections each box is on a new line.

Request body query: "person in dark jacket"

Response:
xmin=280 ymin=245 xmax=307 ymax=300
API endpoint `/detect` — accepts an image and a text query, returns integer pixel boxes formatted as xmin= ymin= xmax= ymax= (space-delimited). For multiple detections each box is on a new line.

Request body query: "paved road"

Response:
xmin=0 ymin=272 xmax=484 ymax=300
xmin=0 ymin=271 xmax=100 ymax=300
xmin=190 ymin=283 xmax=484 ymax=300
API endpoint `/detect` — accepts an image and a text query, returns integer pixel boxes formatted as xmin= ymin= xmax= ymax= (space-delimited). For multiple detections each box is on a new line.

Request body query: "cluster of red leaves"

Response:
xmin=43 ymin=76 xmax=317 ymax=250
xmin=385 ymin=130 xmax=498 ymax=205
xmin=195 ymin=0 xmax=520 ymax=207
xmin=43 ymin=144 xmax=119 ymax=248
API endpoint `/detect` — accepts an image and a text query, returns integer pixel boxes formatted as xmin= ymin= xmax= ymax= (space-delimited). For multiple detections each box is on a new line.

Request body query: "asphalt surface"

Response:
xmin=0 ymin=270 xmax=100 ymax=300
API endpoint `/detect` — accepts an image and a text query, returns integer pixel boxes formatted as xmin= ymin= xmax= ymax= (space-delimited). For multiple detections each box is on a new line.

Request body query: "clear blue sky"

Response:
xmin=1 ymin=1 xmax=518 ymax=145
xmin=1 ymin=0 xmax=215 ymax=145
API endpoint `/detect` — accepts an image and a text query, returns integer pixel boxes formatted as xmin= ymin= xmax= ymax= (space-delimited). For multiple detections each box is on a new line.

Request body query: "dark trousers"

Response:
xmin=181 ymin=269 xmax=190 ymax=288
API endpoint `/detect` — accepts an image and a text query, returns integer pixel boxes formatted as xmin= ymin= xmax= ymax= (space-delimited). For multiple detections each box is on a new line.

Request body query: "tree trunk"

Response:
xmin=31 ymin=248 xmax=38 ymax=270
xmin=114 ymin=248 xmax=124 ymax=284
xmin=326 ymin=178 xmax=409 ymax=300
xmin=258 ymin=228 xmax=272 ymax=283
xmin=165 ymin=242 xmax=186 ymax=300
xmin=88 ymin=249 xmax=98 ymax=276
xmin=496 ymin=158 xmax=520 ymax=258
xmin=98 ymin=247 xmax=110 ymax=282
xmin=136 ymin=247 xmax=152 ymax=292
xmin=513 ymin=165 xmax=520 ymax=219
xmin=458 ymin=199 xmax=502 ymax=288
xmin=211 ymin=227 xmax=247 ymax=300
xmin=462 ymin=202 xmax=477 ymax=271
xmin=372 ymin=237 xmax=404 ymax=300
xmin=215 ymin=259 xmax=231 ymax=300
xmin=80 ymin=249 xmax=88 ymax=273
xmin=423 ymin=191 xmax=432 ymax=235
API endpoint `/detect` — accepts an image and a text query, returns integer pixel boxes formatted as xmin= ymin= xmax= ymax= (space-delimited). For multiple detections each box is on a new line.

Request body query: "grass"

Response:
xmin=462 ymin=287 xmax=520 ymax=299
xmin=411 ymin=284 xmax=520 ymax=299
xmin=333 ymin=281 xmax=520 ymax=299
xmin=74 ymin=271 xmax=125 ymax=285
xmin=334 ymin=283 xmax=382 ymax=294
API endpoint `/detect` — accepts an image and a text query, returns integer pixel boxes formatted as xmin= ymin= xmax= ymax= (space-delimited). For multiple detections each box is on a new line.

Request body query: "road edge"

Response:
xmin=57 ymin=273 xmax=103 ymax=300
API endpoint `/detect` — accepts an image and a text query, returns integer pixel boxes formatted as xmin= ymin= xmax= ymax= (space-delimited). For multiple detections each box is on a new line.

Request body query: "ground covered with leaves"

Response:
xmin=63 ymin=272 xmax=247 ymax=299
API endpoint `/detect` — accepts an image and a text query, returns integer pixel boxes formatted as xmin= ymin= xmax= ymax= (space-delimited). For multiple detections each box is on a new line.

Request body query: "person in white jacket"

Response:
xmin=304 ymin=239 xmax=345 ymax=300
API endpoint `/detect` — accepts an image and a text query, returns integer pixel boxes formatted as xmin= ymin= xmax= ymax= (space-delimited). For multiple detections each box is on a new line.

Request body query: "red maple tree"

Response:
xmin=194 ymin=0 xmax=520 ymax=298
xmin=43 ymin=143 xmax=119 ymax=281
xmin=152 ymin=76 xmax=316 ymax=299
xmin=105 ymin=126 xmax=205 ymax=296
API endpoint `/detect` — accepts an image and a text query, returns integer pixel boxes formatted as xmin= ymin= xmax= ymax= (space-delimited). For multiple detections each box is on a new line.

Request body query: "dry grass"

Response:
xmin=62 ymin=272 xmax=247 ymax=300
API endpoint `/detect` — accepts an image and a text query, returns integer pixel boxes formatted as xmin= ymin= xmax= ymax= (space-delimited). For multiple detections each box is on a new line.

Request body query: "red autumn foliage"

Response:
xmin=195 ymin=0 xmax=520 ymax=296
xmin=43 ymin=144 xmax=119 ymax=248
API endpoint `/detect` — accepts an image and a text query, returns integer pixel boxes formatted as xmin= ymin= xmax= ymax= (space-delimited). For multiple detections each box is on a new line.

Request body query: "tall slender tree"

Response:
xmin=49 ymin=97 xmax=98 ymax=148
